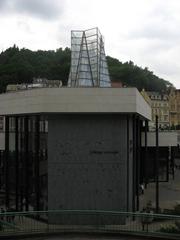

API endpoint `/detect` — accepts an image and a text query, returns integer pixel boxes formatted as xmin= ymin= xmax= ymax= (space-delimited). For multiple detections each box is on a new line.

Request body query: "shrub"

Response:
xmin=159 ymin=224 xmax=180 ymax=233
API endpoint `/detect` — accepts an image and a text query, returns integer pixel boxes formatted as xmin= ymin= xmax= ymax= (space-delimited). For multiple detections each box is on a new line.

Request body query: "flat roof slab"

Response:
xmin=0 ymin=87 xmax=151 ymax=119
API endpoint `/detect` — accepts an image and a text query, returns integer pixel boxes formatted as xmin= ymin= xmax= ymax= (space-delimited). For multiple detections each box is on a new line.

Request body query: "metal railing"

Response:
xmin=0 ymin=210 xmax=180 ymax=238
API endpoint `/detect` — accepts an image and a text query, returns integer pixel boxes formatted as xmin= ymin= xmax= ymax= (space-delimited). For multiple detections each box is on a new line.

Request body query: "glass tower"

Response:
xmin=68 ymin=27 xmax=111 ymax=87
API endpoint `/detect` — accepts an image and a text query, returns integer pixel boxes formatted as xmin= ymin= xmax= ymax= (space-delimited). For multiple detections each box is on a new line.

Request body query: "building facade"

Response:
xmin=141 ymin=89 xmax=151 ymax=106
xmin=169 ymin=89 xmax=180 ymax=128
xmin=146 ymin=91 xmax=169 ymax=129
xmin=0 ymin=87 xmax=151 ymax=223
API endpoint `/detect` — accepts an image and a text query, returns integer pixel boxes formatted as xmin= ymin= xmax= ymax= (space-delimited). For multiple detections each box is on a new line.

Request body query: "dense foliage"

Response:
xmin=0 ymin=45 xmax=172 ymax=93
xmin=0 ymin=45 xmax=71 ymax=93
xmin=107 ymin=56 xmax=172 ymax=92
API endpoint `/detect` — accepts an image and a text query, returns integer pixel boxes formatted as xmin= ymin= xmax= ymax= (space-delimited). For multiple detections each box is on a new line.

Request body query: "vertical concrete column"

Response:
xmin=139 ymin=120 xmax=143 ymax=184
xmin=126 ymin=115 xmax=129 ymax=212
xmin=144 ymin=120 xmax=148 ymax=188
xmin=0 ymin=150 xmax=1 ymax=190
xmin=132 ymin=114 xmax=136 ymax=212
xmin=19 ymin=117 xmax=24 ymax=211
xmin=155 ymin=115 xmax=159 ymax=213
xmin=5 ymin=116 xmax=9 ymax=208
xmin=166 ymin=147 xmax=169 ymax=182
xmin=171 ymin=147 xmax=175 ymax=180
xmin=24 ymin=116 xmax=29 ymax=211
xmin=35 ymin=115 xmax=40 ymax=211
xmin=136 ymin=117 xmax=140 ymax=211
xmin=15 ymin=116 xmax=19 ymax=211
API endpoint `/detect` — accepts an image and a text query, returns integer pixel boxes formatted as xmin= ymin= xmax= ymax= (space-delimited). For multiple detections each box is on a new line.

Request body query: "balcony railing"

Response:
xmin=0 ymin=210 xmax=180 ymax=239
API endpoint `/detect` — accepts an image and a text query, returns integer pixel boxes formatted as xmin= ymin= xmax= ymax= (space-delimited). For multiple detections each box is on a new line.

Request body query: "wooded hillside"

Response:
xmin=0 ymin=45 xmax=172 ymax=93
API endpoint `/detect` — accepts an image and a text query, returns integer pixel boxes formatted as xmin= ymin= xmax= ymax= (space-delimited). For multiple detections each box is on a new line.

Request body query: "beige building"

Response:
xmin=141 ymin=90 xmax=169 ymax=129
xmin=169 ymin=89 xmax=180 ymax=127
xmin=141 ymin=89 xmax=151 ymax=106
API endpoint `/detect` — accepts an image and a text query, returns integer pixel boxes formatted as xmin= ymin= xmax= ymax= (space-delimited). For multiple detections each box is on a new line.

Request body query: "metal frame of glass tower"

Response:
xmin=68 ymin=27 xmax=111 ymax=87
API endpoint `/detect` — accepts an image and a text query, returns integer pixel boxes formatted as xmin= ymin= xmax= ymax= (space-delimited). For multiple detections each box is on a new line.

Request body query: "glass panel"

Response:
xmin=68 ymin=28 xmax=111 ymax=87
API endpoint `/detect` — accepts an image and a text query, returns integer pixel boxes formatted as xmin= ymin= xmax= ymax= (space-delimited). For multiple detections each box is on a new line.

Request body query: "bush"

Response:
xmin=159 ymin=224 xmax=180 ymax=233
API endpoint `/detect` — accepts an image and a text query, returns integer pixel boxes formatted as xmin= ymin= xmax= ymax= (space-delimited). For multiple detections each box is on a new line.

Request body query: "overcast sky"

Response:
xmin=0 ymin=0 xmax=180 ymax=88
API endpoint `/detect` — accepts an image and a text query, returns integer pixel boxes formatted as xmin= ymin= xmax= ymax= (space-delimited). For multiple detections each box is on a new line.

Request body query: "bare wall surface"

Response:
xmin=0 ymin=132 xmax=4 ymax=150
xmin=48 ymin=114 xmax=133 ymax=223
xmin=141 ymin=131 xmax=178 ymax=147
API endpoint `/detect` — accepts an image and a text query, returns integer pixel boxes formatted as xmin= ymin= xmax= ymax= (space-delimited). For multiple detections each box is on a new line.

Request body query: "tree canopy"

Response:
xmin=0 ymin=45 xmax=172 ymax=93
xmin=106 ymin=56 xmax=172 ymax=92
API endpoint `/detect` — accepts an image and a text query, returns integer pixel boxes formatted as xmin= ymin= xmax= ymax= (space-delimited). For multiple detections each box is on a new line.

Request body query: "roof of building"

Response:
xmin=0 ymin=87 xmax=151 ymax=120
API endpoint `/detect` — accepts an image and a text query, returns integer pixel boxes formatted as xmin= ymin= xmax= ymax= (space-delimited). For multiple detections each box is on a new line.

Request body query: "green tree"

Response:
xmin=0 ymin=46 xmax=173 ymax=93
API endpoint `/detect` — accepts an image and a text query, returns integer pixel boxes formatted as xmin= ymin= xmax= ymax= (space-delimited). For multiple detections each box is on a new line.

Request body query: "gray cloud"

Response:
xmin=0 ymin=0 xmax=8 ymax=9
xmin=126 ymin=0 xmax=180 ymax=44
xmin=0 ymin=0 xmax=65 ymax=20
xmin=123 ymin=2 xmax=180 ymax=72
xmin=129 ymin=23 xmax=180 ymax=42
xmin=17 ymin=20 xmax=32 ymax=33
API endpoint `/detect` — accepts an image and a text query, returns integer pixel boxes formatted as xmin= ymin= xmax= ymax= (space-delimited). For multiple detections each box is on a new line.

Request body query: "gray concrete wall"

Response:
xmin=48 ymin=114 xmax=134 ymax=224
xmin=0 ymin=132 xmax=5 ymax=150
xmin=141 ymin=131 xmax=178 ymax=147
xmin=0 ymin=132 xmax=15 ymax=151
xmin=127 ymin=117 xmax=133 ymax=212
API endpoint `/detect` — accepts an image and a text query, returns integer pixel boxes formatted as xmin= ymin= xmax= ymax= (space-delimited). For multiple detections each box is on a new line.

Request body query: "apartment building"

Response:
xmin=141 ymin=90 xmax=169 ymax=129
xmin=169 ymin=89 xmax=180 ymax=128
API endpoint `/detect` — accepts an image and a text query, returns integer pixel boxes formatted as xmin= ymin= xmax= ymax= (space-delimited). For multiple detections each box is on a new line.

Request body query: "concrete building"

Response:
xmin=0 ymin=87 xmax=151 ymax=223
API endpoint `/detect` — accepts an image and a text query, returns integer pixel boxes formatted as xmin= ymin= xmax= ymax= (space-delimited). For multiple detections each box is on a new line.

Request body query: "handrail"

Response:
xmin=0 ymin=209 xmax=180 ymax=219
xmin=0 ymin=210 xmax=179 ymax=239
